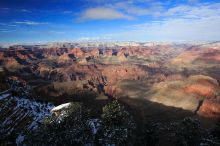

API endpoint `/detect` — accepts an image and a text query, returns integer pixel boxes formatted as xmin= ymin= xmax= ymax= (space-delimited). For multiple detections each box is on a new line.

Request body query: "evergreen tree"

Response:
xmin=98 ymin=100 xmax=136 ymax=145
xmin=0 ymin=71 xmax=9 ymax=92
xmin=24 ymin=102 xmax=93 ymax=146
xmin=135 ymin=122 xmax=161 ymax=146
xmin=212 ymin=119 xmax=220 ymax=142
xmin=168 ymin=117 xmax=203 ymax=146
xmin=207 ymin=119 xmax=220 ymax=145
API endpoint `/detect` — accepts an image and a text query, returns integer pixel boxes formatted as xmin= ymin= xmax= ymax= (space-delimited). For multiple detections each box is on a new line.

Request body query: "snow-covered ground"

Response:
xmin=0 ymin=94 xmax=54 ymax=130
xmin=51 ymin=103 xmax=100 ymax=135
xmin=14 ymin=96 xmax=54 ymax=130
xmin=0 ymin=92 xmax=54 ymax=145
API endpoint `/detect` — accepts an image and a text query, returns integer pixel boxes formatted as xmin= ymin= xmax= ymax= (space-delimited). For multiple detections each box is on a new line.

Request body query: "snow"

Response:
xmin=0 ymin=92 xmax=55 ymax=145
xmin=51 ymin=102 xmax=71 ymax=112
xmin=1 ymin=95 xmax=55 ymax=130
xmin=0 ymin=93 xmax=10 ymax=100
xmin=16 ymin=134 xmax=24 ymax=145
xmin=0 ymin=79 xmax=57 ymax=145
xmin=89 ymin=119 xmax=100 ymax=134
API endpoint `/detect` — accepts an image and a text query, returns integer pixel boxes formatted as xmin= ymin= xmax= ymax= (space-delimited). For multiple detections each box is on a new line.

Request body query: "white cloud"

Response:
xmin=13 ymin=21 xmax=48 ymax=25
xmin=77 ymin=1 xmax=163 ymax=22
xmin=77 ymin=36 xmax=112 ymax=42
xmin=21 ymin=9 xmax=31 ymax=13
xmin=47 ymin=31 xmax=66 ymax=34
xmin=2 ymin=8 xmax=9 ymax=10
xmin=103 ymin=3 xmax=220 ymax=41
xmin=78 ymin=37 xmax=101 ymax=41
xmin=0 ymin=29 xmax=13 ymax=33
xmin=86 ymin=0 xmax=155 ymax=4
xmin=132 ymin=17 xmax=220 ymax=41
xmin=113 ymin=2 xmax=163 ymax=16
xmin=165 ymin=3 xmax=220 ymax=18
xmin=78 ymin=7 xmax=133 ymax=21
xmin=62 ymin=10 xmax=73 ymax=14
xmin=188 ymin=0 xmax=199 ymax=3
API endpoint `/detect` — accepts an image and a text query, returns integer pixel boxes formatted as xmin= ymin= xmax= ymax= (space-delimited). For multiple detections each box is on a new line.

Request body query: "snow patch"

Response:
xmin=16 ymin=134 xmax=24 ymax=145
xmin=89 ymin=119 xmax=100 ymax=134
xmin=12 ymin=96 xmax=54 ymax=130
xmin=0 ymin=93 xmax=10 ymax=100
xmin=51 ymin=102 xmax=71 ymax=112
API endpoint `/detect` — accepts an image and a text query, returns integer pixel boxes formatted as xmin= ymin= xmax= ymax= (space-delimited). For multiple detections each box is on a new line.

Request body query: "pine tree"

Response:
xmin=207 ymin=119 xmax=220 ymax=145
xmin=212 ymin=119 xmax=220 ymax=141
xmin=0 ymin=71 xmax=9 ymax=92
xmin=168 ymin=117 xmax=203 ymax=146
xmin=136 ymin=122 xmax=161 ymax=146
xmin=98 ymin=100 xmax=136 ymax=145
xmin=24 ymin=102 xmax=93 ymax=146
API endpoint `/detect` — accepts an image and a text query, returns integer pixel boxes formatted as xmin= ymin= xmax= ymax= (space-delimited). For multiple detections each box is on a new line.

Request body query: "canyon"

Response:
xmin=1 ymin=42 xmax=220 ymax=144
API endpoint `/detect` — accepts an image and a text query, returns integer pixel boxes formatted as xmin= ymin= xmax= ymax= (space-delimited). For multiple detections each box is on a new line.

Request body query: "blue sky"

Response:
xmin=0 ymin=0 xmax=220 ymax=43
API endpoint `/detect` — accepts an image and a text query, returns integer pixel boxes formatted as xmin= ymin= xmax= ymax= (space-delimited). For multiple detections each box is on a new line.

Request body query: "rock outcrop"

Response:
xmin=199 ymin=99 xmax=220 ymax=118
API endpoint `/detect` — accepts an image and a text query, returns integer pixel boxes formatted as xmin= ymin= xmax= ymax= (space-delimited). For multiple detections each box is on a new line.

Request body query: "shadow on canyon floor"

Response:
xmin=118 ymin=96 xmax=215 ymax=128
xmin=34 ymin=90 xmax=110 ymax=118
xmin=33 ymin=87 xmax=215 ymax=128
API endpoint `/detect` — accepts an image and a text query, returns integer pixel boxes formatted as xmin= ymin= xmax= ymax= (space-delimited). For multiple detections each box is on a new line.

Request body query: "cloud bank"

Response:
xmin=78 ymin=7 xmax=133 ymax=21
xmin=102 ymin=3 xmax=220 ymax=41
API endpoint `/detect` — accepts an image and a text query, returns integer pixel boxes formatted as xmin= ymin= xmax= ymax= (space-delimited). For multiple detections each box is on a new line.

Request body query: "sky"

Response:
xmin=0 ymin=0 xmax=220 ymax=43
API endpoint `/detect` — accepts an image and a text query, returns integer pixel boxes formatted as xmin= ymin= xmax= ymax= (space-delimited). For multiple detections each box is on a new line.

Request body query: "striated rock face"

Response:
xmin=117 ymin=50 xmax=127 ymax=62
xmin=4 ymin=57 xmax=21 ymax=69
xmin=183 ymin=75 xmax=220 ymax=98
xmin=70 ymin=48 xmax=85 ymax=58
xmin=0 ymin=51 xmax=4 ymax=59
xmin=180 ymin=75 xmax=220 ymax=119
xmin=171 ymin=48 xmax=200 ymax=65
xmin=58 ymin=53 xmax=74 ymax=64
xmin=1 ymin=42 xmax=220 ymax=120
xmin=184 ymin=84 xmax=217 ymax=98
xmin=102 ymin=65 xmax=147 ymax=83
xmin=78 ymin=58 xmax=88 ymax=64
xmin=110 ymin=74 xmax=220 ymax=119
xmin=43 ymin=47 xmax=68 ymax=57
xmin=171 ymin=45 xmax=220 ymax=67
xmin=199 ymin=99 xmax=220 ymax=119
xmin=0 ymin=45 xmax=176 ymax=70
xmin=87 ymin=48 xmax=99 ymax=58
xmin=103 ymin=49 xmax=113 ymax=57
xmin=200 ymin=49 xmax=220 ymax=61
xmin=166 ymin=74 xmax=184 ymax=81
